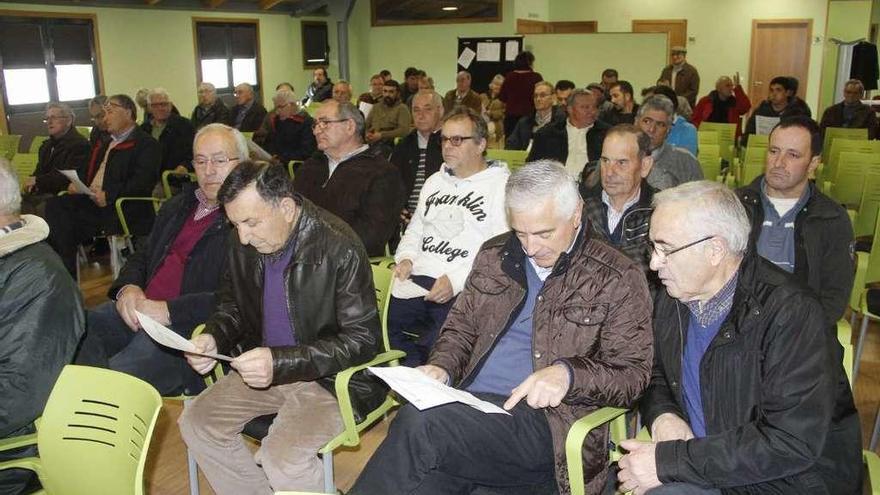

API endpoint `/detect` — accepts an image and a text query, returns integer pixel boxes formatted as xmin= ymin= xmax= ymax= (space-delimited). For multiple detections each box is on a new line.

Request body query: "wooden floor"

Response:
xmin=77 ymin=259 xmax=880 ymax=495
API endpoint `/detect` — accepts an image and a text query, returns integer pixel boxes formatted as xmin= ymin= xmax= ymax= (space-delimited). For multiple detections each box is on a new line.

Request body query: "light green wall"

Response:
xmin=820 ymin=1 xmax=871 ymax=112
xmin=546 ymin=0 xmax=829 ymax=112
xmin=514 ymin=0 xmax=549 ymax=22
xmin=0 ymin=2 xmax=335 ymax=114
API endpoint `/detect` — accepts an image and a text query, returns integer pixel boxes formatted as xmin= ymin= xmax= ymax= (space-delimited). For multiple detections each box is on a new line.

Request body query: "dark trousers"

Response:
xmin=349 ymin=393 xmax=556 ymax=495
xmin=388 ymin=276 xmax=454 ymax=367
xmin=44 ymin=194 xmax=105 ymax=277
xmin=504 ymin=115 xmax=522 ymax=139
xmin=647 ymin=483 xmax=721 ymax=494
xmin=75 ymin=301 xmax=205 ymax=396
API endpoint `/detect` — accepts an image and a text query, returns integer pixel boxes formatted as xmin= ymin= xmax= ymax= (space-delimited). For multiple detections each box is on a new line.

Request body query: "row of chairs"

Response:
xmin=0 ymin=127 xmax=92 ymax=161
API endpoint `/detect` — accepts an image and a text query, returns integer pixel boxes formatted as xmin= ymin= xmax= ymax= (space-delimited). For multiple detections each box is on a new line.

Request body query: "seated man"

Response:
xmin=75 ymin=123 xmax=244 ymax=395
xmin=442 ymin=71 xmax=482 ymax=114
xmin=692 ymin=74 xmax=752 ymax=139
xmin=230 ymin=83 xmax=268 ymax=132
xmin=600 ymin=80 xmax=640 ymax=126
xmin=191 ymin=82 xmax=230 ymax=130
xmin=652 ymin=85 xmax=697 ymax=155
xmin=365 ymin=79 xmax=413 ymax=155
xmin=45 ymin=94 xmax=161 ymax=276
xmin=581 ymin=125 xmax=655 ymax=282
xmin=358 ymin=74 xmax=384 ymax=105
xmin=21 ymin=102 xmax=90 ymax=217
xmin=743 ymin=76 xmax=811 ymax=145
xmin=261 ymin=88 xmax=317 ymax=165
xmin=294 ymin=100 xmax=402 ymax=257
xmin=820 ymin=78 xmax=878 ymax=139
xmin=390 ymin=107 xmax=510 ymax=366
xmin=302 ymin=67 xmax=333 ymax=105
xmin=618 ymin=180 xmax=862 ymax=494
xmin=506 ymin=81 xmax=563 ymax=151
xmin=554 ymin=79 xmax=575 ymax=106
xmin=179 ymin=161 xmax=384 ymax=494
xmin=737 ymin=116 xmax=854 ymax=328
xmin=350 ymin=160 xmax=653 ymax=495
xmin=0 ymin=160 xmax=84 ymax=494
xmin=638 ymin=95 xmax=703 ymax=190
xmin=332 ymin=80 xmax=353 ymax=104
xmin=528 ymin=89 xmax=611 ymax=180
xmin=141 ymin=87 xmax=196 ymax=175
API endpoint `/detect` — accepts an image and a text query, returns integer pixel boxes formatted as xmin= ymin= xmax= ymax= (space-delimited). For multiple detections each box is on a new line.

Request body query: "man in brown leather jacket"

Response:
xmin=178 ymin=161 xmax=384 ymax=494
xmin=351 ymin=160 xmax=653 ymax=495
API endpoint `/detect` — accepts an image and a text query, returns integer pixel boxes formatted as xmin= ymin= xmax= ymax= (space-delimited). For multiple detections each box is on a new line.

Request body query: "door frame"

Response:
xmin=748 ymin=18 xmax=812 ymax=105
xmin=632 ymin=19 xmax=687 ymax=64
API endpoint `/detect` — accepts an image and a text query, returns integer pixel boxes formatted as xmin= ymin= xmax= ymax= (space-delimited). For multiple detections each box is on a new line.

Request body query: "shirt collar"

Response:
xmin=111 ymin=124 xmax=136 ymax=143
xmin=601 ymin=187 xmax=641 ymax=214
xmin=686 ymin=271 xmax=738 ymax=327
xmin=193 ymin=188 xmax=221 ymax=221
xmin=524 ymin=227 xmax=581 ymax=281
xmin=326 ymin=144 xmax=369 ymax=177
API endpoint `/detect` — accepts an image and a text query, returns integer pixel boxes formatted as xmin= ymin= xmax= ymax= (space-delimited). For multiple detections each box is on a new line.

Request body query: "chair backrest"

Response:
xmin=565 ymin=407 xmax=629 ymax=495
xmin=697 ymin=131 xmax=719 ymax=145
xmin=747 ymin=133 xmax=769 ymax=148
xmin=697 ymin=122 xmax=735 ymax=162
xmin=0 ymin=134 xmax=22 ymax=160
xmin=36 ymin=365 xmax=162 ymax=495
xmin=28 ymin=135 xmax=49 ymax=154
xmin=831 ymin=152 xmax=880 ymax=208
xmin=856 ymin=176 xmax=880 ymax=237
xmin=868 ymin=204 xmax=880 ymax=285
xmin=822 ymin=127 xmax=867 ymax=164
xmin=76 ymin=126 xmax=92 ymax=139
xmin=827 ymin=139 xmax=880 ymax=184
xmin=486 ymin=149 xmax=528 ymax=172
xmin=11 ymin=153 xmax=39 ymax=185
xmin=370 ymin=260 xmax=395 ymax=353
xmin=241 ymin=131 xmax=254 ymax=141
xmin=698 ymin=155 xmax=722 ymax=182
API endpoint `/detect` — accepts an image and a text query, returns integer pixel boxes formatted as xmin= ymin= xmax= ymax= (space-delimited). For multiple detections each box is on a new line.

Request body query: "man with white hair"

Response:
xmin=191 ymin=82 xmax=230 ymax=130
xmin=75 ymin=124 xmax=244 ymax=395
xmin=261 ymin=89 xmax=317 ymax=166
xmin=638 ymin=95 xmax=702 ymax=190
xmin=617 ymin=180 xmax=861 ymax=495
xmin=141 ymin=87 xmax=196 ymax=174
xmin=21 ymin=102 xmax=90 ymax=216
xmin=442 ymin=71 xmax=482 ymax=114
xmin=0 ymin=159 xmax=84 ymax=494
xmin=332 ymin=80 xmax=353 ymax=104
xmin=230 ymin=83 xmax=268 ymax=132
xmin=350 ymin=160 xmax=653 ymax=494
xmin=819 ymin=78 xmax=878 ymax=139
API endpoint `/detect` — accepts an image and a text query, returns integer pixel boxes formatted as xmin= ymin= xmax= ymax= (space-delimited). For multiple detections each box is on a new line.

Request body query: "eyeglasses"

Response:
xmin=43 ymin=115 xmax=69 ymax=123
xmin=149 ymin=101 xmax=171 ymax=107
xmin=651 ymin=235 xmax=714 ymax=261
xmin=192 ymin=155 xmax=240 ymax=168
xmin=311 ymin=118 xmax=349 ymax=130
xmin=640 ymin=116 xmax=669 ymax=130
xmin=440 ymin=135 xmax=475 ymax=146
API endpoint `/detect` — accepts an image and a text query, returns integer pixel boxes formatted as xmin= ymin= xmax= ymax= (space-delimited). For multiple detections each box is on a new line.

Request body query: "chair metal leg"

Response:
xmin=184 ymin=399 xmax=200 ymax=495
xmin=871 ymin=404 xmax=880 ymax=451
xmin=323 ymin=452 xmax=335 ymax=494
xmin=855 ymin=314 xmax=871 ymax=380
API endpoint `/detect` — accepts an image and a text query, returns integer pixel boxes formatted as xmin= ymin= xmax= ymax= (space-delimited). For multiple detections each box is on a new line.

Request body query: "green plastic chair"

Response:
xmin=242 ymin=131 xmax=254 ymax=141
xmin=28 ymin=136 xmax=49 ymax=154
xmin=822 ymin=127 xmax=867 ymax=165
xmin=486 ymin=149 xmax=528 ymax=173
xmin=0 ymin=365 xmax=162 ymax=495
xmin=826 ymin=139 xmax=880 ymax=187
xmin=113 ymin=197 xmax=164 ymax=279
xmin=288 ymin=160 xmax=303 ymax=179
xmin=697 ymin=130 xmax=719 ymax=146
xmin=0 ymin=134 xmax=22 ymax=161
xmin=829 ymin=152 xmax=880 ymax=208
xmin=698 ymin=122 xmax=736 ymax=163
xmin=565 ymin=407 xmax=629 ymax=495
xmin=75 ymin=126 xmax=92 ymax=139
xmin=11 ymin=153 xmax=39 ymax=187
xmin=855 ymin=176 xmax=880 ymax=237
xmin=737 ymin=148 xmax=766 ymax=187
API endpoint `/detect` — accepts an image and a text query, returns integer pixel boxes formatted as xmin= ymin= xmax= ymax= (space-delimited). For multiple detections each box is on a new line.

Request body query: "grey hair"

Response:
xmin=0 ymin=159 xmax=21 ymax=216
xmin=457 ymin=71 xmax=471 ymax=80
xmin=148 ymin=87 xmax=171 ymax=103
xmin=505 ymin=160 xmax=581 ymax=220
xmin=135 ymin=87 xmax=150 ymax=107
xmin=45 ymin=102 xmax=75 ymax=121
xmin=89 ymin=95 xmax=107 ymax=108
xmin=198 ymin=82 xmax=216 ymax=93
xmin=335 ymin=101 xmax=366 ymax=139
xmin=235 ymin=82 xmax=254 ymax=94
xmin=566 ymin=88 xmax=595 ymax=108
xmin=534 ymin=81 xmax=554 ymax=93
xmin=194 ymin=123 xmax=249 ymax=162
xmin=638 ymin=95 xmax=674 ymax=124
xmin=491 ymin=74 xmax=505 ymax=86
xmin=413 ymin=90 xmax=443 ymax=109
xmin=652 ymin=180 xmax=751 ymax=255
xmin=845 ymin=78 xmax=865 ymax=95
xmin=273 ymin=88 xmax=297 ymax=106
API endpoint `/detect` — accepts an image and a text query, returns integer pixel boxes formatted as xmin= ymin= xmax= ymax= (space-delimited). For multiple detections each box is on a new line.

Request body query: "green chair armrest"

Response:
xmin=0 ymin=432 xmax=37 ymax=453
xmin=565 ymin=407 xmax=628 ymax=495
xmin=866 ymin=450 xmax=880 ymax=495
xmin=114 ymin=197 xmax=164 ymax=237
xmin=0 ymin=456 xmax=42 ymax=476
xmin=333 ymin=350 xmax=405 ymax=439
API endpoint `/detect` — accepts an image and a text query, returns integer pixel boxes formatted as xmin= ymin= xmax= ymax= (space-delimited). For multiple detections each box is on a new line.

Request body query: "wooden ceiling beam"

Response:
xmin=258 ymin=0 xmax=284 ymax=9
xmin=201 ymin=0 xmax=227 ymax=7
xmin=144 ymin=0 xmax=162 ymax=4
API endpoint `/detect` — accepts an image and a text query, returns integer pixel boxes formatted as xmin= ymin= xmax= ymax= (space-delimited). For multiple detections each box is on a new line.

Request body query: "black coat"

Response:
xmin=505 ymin=107 xmax=566 ymax=150
xmin=819 ymin=101 xmax=878 ymax=139
xmin=737 ymin=177 xmax=854 ymax=327
xmin=263 ymin=112 xmax=317 ymax=163
xmin=190 ymin=99 xmax=231 ymax=130
xmin=33 ymin=126 xmax=90 ymax=194
xmin=110 ymin=185 xmax=230 ymax=326
xmin=230 ymin=101 xmax=268 ymax=132
xmin=142 ymin=114 xmax=196 ymax=173
xmin=642 ymin=253 xmax=862 ymax=494
xmin=527 ymin=118 xmax=611 ymax=170
xmin=205 ymin=197 xmax=385 ymax=422
xmin=742 ymin=99 xmax=812 ymax=145
xmin=389 ymin=129 xmax=443 ymax=203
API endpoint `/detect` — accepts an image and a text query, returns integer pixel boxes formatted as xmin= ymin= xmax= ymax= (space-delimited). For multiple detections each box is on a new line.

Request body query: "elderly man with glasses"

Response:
xmin=141 ymin=87 xmax=196 ymax=176
xmin=191 ymin=82 xmax=231 ymax=130
xmin=21 ymin=102 xmax=90 ymax=216
xmin=230 ymin=83 xmax=268 ymax=132
xmin=75 ymin=123 xmax=244 ymax=395
xmin=259 ymin=88 xmax=317 ymax=167
xmin=293 ymin=100 xmax=403 ymax=257
xmin=638 ymin=95 xmax=702 ymax=190
xmin=617 ymin=180 xmax=861 ymax=495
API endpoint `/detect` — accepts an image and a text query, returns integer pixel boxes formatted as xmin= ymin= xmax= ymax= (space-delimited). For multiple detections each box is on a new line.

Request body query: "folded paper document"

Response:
xmin=368 ymin=365 xmax=510 ymax=415
xmin=60 ymin=170 xmax=95 ymax=197
xmin=136 ymin=310 xmax=232 ymax=361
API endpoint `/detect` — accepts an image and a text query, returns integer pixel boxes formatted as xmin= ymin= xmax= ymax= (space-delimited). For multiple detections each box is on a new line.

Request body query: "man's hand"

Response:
xmin=651 ymin=413 xmax=695 ymax=442
xmin=417 ymin=364 xmax=449 ymax=384
xmin=92 ymin=190 xmax=107 ymax=207
xmin=733 ymin=71 xmax=740 ymax=87
xmin=186 ymin=333 xmax=219 ymax=375
xmin=503 ymin=363 xmax=570 ymax=410
xmin=424 ymin=275 xmax=453 ymax=304
xmin=231 ymin=347 xmax=274 ymax=388
xmin=116 ymin=285 xmax=147 ymax=331
xmin=399 ymin=208 xmax=413 ymax=225
xmin=24 ymin=176 xmax=36 ymax=192
xmin=67 ymin=183 xmax=78 ymax=195
xmin=618 ymin=440 xmax=662 ymax=495
xmin=173 ymin=164 xmax=189 ymax=174
xmin=394 ymin=259 xmax=413 ymax=281
xmin=365 ymin=130 xmax=382 ymax=143
xmin=135 ymin=298 xmax=171 ymax=326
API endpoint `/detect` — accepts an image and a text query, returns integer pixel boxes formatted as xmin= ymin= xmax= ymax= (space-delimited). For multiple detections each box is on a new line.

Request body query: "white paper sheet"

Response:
xmin=391 ymin=278 xmax=430 ymax=300
xmin=136 ymin=310 xmax=233 ymax=361
xmin=358 ymin=101 xmax=374 ymax=119
xmin=60 ymin=170 xmax=95 ymax=197
xmin=368 ymin=366 xmax=510 ymax=415
xmin=458 ymin=47 xmax=476 ymax=69
xmin=505 ymin=40 xmax=520 ymax=61
xmin=476 ymin=42 xmax=501 ymax=62
xmin=755 ymin=115 xmax=780 ymax=135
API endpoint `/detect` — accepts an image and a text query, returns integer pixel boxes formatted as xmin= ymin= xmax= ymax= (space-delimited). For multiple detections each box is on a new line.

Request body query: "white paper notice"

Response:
xmin=755 ymin=115 xmax=780 ymax=135
xmin=358 ymin=101 xmax=374 ymax=119
xmin=60 ymin=170 xmax=95 ymax=197
xmin=136 ymin=311 xmax=233 ymax=361
xmin=391 ymin=278 xmax=430 ymax=300
xmin=368 ymin=366 xmax=510 ymax=415
xmin=476 ymin=42 xmax=501 ymax=62
xmin=505 ymin=40 xmax=519 ymax=61
xmin=458 ymin=47 xmax=476 ymax=69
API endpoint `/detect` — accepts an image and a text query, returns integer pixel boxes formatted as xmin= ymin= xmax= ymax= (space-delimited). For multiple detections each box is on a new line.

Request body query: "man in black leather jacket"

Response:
xmin=179 ymin=161 xmax=383 ymax=494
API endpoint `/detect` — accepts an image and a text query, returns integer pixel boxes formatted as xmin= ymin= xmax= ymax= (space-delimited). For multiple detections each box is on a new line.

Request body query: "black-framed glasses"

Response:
xmin=651 ymin=235 xmax=715 ymax=261
xmin=192 ymin=155 xmax=240 ymax=168
xmin=311 ymin=118 xmax=349 ymax=130
xmin=42 ymin=115 xmax=70 ymax=123
xmin=640 ymin=116 xmax=669 ymax=129
xmin=440 ymin=135 xmax=475 ymax=147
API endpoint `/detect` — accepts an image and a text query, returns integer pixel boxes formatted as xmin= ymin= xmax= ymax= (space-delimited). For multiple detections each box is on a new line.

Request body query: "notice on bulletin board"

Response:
xmin=458 ymin=47 xmax=476 ymax=69
xmin=476 ymin=42 xmax=501 ymax=62
xmin=505 ymin=40 xmax=519 ymax=61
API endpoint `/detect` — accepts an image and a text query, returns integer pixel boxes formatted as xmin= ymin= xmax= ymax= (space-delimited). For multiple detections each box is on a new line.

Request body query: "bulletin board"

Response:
xmin=457 ymin=36 xmax=524 ymax=94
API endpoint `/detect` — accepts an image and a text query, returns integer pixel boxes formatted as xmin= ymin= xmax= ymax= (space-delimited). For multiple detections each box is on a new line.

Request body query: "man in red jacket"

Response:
xmin=692 ymin=74 xmax=752 ymax=139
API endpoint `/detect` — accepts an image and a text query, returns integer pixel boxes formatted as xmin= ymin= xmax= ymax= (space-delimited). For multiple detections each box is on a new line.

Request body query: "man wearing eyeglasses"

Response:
xmin=21 ymin=102 xmax=90 ymax=217
xmin=639 ymin=95 xmax=702 ymax=190
xmin=191 ymin=82 xmax=231 ymax=131
xmin=293 ymin=100 xmax=403 ymax=257
xmin=260 ymin=88 xmax=317 ymax=166
xmin=141 ymin=88 xmax=196 ymax=176
xmin=44 ymin=94 xmax=161 ymax=277
xmin=230 ymin=83 xmax=268 ymax=132
xmin=75 ymin=123 xmax=243 ymax=395
xmin=505 ymin=81 xmax=563 ymax=151
xmin=351 ymin=160 xmax=653 ymax=495
xmin=617 ymin=180 xmax=861 ymax=495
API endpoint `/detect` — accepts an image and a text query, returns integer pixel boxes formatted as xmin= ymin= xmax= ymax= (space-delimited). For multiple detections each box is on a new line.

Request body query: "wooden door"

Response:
xmin=748 ymin=20 xmax=812 ymax=110
xmin=632 ymin=19 xmax=687 ymax=65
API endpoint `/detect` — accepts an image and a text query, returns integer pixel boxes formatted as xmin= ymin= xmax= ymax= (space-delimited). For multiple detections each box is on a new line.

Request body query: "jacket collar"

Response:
xmin=287 ymin=195 xmax=324 ymax=266
xmin=739 ymin=176 xmax=838 ymax=221
xmin=500 ymin=214 xmax=590 ymax=280
xmin=0 ymin=215 xmax=49 ymax=257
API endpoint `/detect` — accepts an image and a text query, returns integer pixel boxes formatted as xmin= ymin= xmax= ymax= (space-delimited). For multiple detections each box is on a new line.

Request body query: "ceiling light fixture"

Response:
xmin=442 ymin=6 xmax=459 ymax=11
